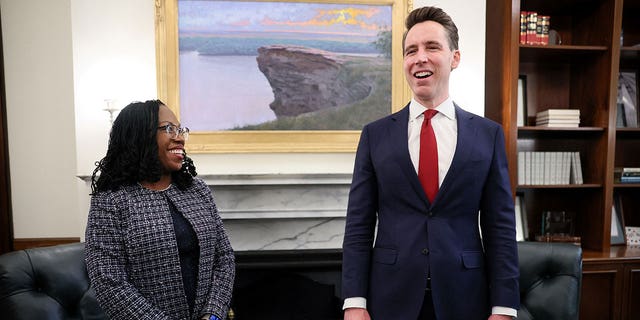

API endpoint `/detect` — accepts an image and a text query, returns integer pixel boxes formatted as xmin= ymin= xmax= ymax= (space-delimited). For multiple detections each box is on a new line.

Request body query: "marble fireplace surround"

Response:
xmin=200 ymin=173 xmax=351 ymax=252
xmin=210 ymin=173 xmax=350 ymax=319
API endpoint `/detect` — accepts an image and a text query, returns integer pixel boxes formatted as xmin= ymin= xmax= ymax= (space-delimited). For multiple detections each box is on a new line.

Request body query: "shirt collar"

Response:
xmin=409 ymin=97 xmax=456 ymax=121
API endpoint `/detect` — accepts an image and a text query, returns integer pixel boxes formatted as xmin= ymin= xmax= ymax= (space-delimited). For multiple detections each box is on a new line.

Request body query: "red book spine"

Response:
xmin=520 ymin=11 xmax=527 ymax=44
xmin=526 ymin=12 xmax=538 ymax=45
xmin=535 ymin=15 xmax=543 ymax=45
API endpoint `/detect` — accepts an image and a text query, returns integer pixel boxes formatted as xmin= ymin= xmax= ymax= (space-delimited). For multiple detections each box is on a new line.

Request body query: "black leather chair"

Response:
xmin=517 ymin=241 xmax=582 ymax=320
xmin=0 ymin=242 xmax=105 ymax=320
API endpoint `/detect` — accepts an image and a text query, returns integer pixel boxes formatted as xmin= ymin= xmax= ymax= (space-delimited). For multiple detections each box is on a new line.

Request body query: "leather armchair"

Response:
xmin=0 ymin=242 xmax=105 ymax=320
xmin=517 ymin=241 xmax=582 ymax=320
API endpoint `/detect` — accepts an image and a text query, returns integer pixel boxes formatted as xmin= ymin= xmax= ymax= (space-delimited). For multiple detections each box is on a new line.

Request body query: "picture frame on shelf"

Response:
xmin=626 ymin=226 xmax=640 ymax=246
xmin=515 ymin=192 xmax=528 ymax=241
xmin=611 ymin=194 xmax=627 ymax=245
xmin=541 ymin=210 xmax=574 ymax=236
xmin=517 ymin=75 xmax=528 ymax=127
xmin=617 ymin=71 xmax=638 ymax=128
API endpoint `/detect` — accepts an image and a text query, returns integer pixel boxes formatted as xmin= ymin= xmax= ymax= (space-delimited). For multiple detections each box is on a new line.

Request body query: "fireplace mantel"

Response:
xmin=79 ymin=173 xmax=352 ymax=251
xmin=201 ymin=173 xmax=351 ymax=220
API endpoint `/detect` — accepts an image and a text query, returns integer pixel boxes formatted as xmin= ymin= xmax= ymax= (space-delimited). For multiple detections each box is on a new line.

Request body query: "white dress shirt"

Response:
xmin=407 ymin=97 xmax=457 ymax=183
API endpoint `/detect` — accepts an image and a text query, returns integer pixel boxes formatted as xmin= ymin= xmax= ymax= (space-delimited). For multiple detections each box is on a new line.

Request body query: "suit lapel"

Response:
xmin=438 ymin=105 xmax=476 ymax=198
xmin=389 ymin=104 xmax=431 ymax=204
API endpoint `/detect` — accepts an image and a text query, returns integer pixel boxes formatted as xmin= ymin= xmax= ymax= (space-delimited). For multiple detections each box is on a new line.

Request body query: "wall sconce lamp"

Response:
xmin=103 ymin=99 xmax=119 ymax=125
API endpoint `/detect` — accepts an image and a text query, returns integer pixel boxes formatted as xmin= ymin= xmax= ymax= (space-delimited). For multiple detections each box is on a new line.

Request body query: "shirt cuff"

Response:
xmin=492 ymin=306 xmax=517 ymax=317
xmin=343 ymin=297 xmax=367 ymax=310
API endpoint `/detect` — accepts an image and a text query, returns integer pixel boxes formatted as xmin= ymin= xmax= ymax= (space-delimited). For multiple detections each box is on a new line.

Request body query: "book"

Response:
xmin=570 ymin=152 xmax=583 ymax=184
xmin=574 ymin=152 xmax=583 ymax=184
xmin=614 ymin=168 xmax=640 ymax=182
xmin=536 ymin=109 xmax=581 ymax=117
xmin=536 ymin=122 xmax=580 ymax=127
xmin=518 ymin=152 xmax=525 ymax=185
xmin=536 ymin=119 xmax=581 ymax=124
xmin=535 ymin=14 xmax=543 ymax=45
xmin=539 ymin=15 xmax=550 ymax=45
xmin=536 ymin=234 xmax=581 ymax=245
xmin=526 ymin=12 xmax=538 ymax=45
xmin=620 ymin=176 xmax=640 ymax=183
xmin=535 ymin=114 xmax=581 ymax=121
xmin=520 ymin=12 xmax=527 ymax=44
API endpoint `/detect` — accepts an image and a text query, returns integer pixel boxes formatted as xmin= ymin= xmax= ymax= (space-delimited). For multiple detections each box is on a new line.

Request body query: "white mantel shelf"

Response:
xmin=200 ymin=173 xmax=352 ymax=186
xmin=78 ymin=173 xmax=351 ymax=251
xmin=78 ymin=173 xmax=353 ymax=220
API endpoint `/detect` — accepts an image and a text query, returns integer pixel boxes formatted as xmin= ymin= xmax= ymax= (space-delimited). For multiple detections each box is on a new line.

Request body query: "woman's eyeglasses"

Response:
xmin=158 ymin=124 xmax=190 ymax=140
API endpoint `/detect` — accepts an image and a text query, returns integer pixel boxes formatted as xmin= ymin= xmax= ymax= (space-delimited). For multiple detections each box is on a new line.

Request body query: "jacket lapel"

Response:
xmin=389 ymin=104 xmax=431 ymax=204
xmin=437 ymin=104 xmax=476 ymax=199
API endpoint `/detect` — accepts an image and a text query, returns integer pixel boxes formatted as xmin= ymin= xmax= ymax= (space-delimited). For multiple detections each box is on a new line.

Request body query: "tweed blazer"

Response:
xmin=85 ymin=178 xmax=235 ymax=320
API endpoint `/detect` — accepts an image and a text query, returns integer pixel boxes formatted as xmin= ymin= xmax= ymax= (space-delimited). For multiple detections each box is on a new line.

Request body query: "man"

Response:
xmin=341 ymin=6 xmax=519 ymax=320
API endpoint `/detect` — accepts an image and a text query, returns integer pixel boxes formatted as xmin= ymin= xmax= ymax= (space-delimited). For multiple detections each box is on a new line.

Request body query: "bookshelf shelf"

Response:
xmin=486 ymin=0 xmax=640 ymax=316
xmin=519 ymin=46 xmax=608 ymax=63
xmin=620 ymin=47 xmax=640 ymax=60
xmin=518 ymin=126 xmax=604 ymax=132
xmin=517 ymin=184 xmax=602 ymax=189
xmin=613 ymin=183 xmax=640 ymax=188
xmin=615 ymin=127 xmax=640 ymax=135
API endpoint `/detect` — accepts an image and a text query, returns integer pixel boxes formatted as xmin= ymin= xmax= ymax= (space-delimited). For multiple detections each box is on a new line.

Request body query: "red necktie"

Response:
xmin=419 ymin=109 xmax=439 ymax=203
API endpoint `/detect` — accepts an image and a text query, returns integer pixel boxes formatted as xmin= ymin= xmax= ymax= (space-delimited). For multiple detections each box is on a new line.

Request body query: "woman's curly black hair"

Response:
xmin=90 ymin=99 xmax=197 ymax=194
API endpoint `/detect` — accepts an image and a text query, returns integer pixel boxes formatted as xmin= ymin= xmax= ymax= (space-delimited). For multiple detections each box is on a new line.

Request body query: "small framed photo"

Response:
xmin=617 ymin=71 xmax=638 ymax=128
xmin=626 ymin=226 xmax=640 ymax=246
xmin=611 ymin=194 xmax=627 ymax=245
xmin=517 ymin=75 xmax=528 ymax=127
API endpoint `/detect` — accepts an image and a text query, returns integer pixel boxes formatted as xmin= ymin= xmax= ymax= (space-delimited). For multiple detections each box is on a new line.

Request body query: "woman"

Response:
xmin=85 ymin=100 xmax=235 ymax=320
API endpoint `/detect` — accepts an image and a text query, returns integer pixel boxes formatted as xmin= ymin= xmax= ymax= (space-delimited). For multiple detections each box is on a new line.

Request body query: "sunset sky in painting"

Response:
xmin=178 ymin=0 xmax=391 ymax=38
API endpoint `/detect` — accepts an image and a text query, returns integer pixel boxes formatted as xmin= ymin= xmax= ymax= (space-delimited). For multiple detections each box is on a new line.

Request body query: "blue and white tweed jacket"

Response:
xmin=85 ymin=178 xmax=235 ymax=320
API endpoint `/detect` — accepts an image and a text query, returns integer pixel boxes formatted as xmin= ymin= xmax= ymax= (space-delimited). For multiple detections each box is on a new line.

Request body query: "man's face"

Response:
xmin=403 ymin=20 xmax=460 ymax=108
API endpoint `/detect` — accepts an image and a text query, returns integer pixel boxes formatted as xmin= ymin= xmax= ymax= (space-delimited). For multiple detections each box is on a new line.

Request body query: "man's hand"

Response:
xmin=488 ymin=314 xmax=513 ymax=320
xmin=344 ymin=307 xmax=371 ymax=320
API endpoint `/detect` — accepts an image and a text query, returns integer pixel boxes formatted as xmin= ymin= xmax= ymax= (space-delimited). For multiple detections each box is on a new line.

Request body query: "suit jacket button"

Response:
xmin=421 ymin=248 xmax=429 ymax=255
xmin=428 ymin=211 xmax=433 ymax=216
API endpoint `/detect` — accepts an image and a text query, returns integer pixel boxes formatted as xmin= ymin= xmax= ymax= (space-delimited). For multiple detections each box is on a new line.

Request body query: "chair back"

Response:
xmin=517 ymin=241 xmax=582 ymax=320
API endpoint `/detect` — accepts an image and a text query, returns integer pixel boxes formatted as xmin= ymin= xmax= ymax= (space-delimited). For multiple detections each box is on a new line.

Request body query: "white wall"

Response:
xmin=1 ymin=0 xmax=485 ymax=239
xmin=72 ymin=0 xmax=158 ymax=176
xmin=1 ymin=0 xmax=80 ymax=237
xmin=430 ymin=0 xmax=486 ymax=114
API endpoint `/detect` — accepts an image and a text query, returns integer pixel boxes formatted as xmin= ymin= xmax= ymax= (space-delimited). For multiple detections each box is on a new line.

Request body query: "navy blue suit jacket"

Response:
xmin=342 ymin=104 xmax=519 ymax=319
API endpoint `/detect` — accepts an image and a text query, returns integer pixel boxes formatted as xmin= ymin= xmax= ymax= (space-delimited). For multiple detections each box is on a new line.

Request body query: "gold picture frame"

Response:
xmin=155 ymin=0 xmax=412 ymax=153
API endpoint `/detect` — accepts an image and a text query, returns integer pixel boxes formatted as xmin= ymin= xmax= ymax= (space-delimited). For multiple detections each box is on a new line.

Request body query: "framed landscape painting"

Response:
xmin=155 ymin=0 xmax=411 ymax=152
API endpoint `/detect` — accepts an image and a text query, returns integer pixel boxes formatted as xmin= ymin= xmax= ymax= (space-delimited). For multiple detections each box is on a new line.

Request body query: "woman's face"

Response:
xmin=156 ymin=105 xmax=186 ymax=174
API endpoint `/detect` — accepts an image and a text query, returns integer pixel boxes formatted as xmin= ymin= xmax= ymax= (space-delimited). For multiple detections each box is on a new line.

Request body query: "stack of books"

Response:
xmin=536 ymin=109 xmax=580 ymax=127
xmin=615 ymin=167 xmax=640 ymax=183
xmin=520 ymin=11 xmax=551 ymax=45
xmin=517 ymin=151 xmax=583 ymax=185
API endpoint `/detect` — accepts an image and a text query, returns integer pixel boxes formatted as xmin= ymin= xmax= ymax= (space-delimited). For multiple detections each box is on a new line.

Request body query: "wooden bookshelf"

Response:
xmin=485 ymin=0 xmax=640 ymax=318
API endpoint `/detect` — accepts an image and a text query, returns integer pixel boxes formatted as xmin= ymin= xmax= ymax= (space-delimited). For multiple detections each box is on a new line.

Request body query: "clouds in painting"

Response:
xmin=179 ymin=1 xmax=391 ymax=39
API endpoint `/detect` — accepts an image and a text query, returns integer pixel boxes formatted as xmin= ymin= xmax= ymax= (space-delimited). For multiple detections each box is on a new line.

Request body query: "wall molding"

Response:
xmin=13 ymin=237 xmax=80 ymax=251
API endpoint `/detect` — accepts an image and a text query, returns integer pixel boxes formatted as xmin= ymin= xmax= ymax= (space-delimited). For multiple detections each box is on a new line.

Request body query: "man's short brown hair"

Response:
xmin=402 ymin=6 xmax=459 ymax=52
